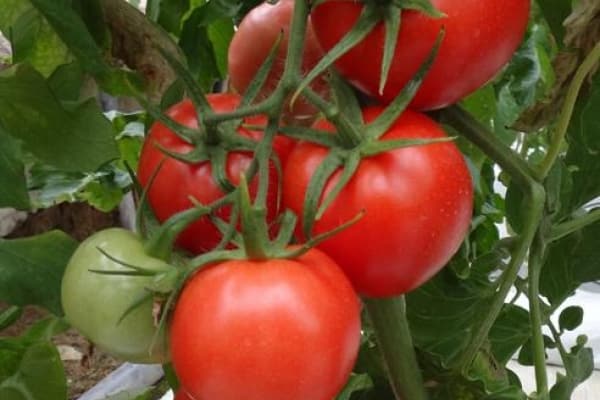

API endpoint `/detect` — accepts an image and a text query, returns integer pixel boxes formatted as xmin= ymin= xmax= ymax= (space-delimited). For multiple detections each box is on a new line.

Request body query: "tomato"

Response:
xmin=282 ymin=108 xmax=473 ymax=297
xmin=174 ymin=389 xmax=193 ymax=400
xmin=311 ymin=0 xmax=530 ymax=110
xmin=169 ymin=248 xmax=361 ymax=400
xmin=61 ymin=228 xmax=169 ymax=363
xmin=228 ymin=0 xmax=327 ymax=123
xmin=137 ymin=93 xmax=293 ymax=254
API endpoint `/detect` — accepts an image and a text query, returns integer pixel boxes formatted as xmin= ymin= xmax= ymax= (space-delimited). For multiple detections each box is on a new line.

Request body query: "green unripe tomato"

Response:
xmin=61 ymin=228 xmax=170 ymax=363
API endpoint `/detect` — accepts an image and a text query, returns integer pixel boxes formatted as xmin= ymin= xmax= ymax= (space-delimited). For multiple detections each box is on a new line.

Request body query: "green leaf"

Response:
xmin=0 ymin=0 xmax=31 ymax=32
xmin=0 ymin=306 xmax=21 ymax=331
xmin=28 ymin=0 xmax=108 ymax=76
xmin=47 ymin=61 xmax=84 ymax=101
xmin=565 ymin=72 xmax=600 ymax=211
xmin=336 ymin=373 xmax=374 ymax=400
xmin=549 ymin=345 xmax=594 ymax=400
xmin=8 ymin=5 xmax=71 ymax=76
xmin=489 ymin=304 xmax=531 ymax=365
xmin=0 ymin=341 xmax=67 ymax=400
xmin=0 ymin=130 xmax=29 ymax=210
xmin=178 ymin=0 xmax=237 ymax=90
xmin=157 ymin=0 xmax=191 ymax=35
xmin=0 ymin=65 xmax=120 ymax=172
xmin=558 ymin=306 xmax=584 ymax=332
xmin=540 ymin=220 xmax=600 ymax=305
xmin=536 ymin=0 xmax=571 ymax=45
xmin=0 ymin=230 xmax=78 ymax=316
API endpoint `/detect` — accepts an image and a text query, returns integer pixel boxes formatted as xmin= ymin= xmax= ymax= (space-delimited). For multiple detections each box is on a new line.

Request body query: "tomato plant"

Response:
xmin=169 ymin=248 xmax=361 ymax=400
xmin=228 ymin=0 xmax=327 ymax=122
xmin=61 ymin=228 xmax=170 ymax=364
xmin=137 ymin=93 xmax=293 ymax=254
xmin=283 ymin=108 xmax=473 ymax=297
xmin=310 ymin=0 xmax=530 ymax=110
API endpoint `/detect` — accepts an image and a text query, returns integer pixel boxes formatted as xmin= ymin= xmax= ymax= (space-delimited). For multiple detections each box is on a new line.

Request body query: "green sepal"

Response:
xmin=380 ymin=8 xmax=401 ymax=94
xmin=240 ymin=31 xmax=283 ymax=107
xmin=316 ymin=150 xmax=361 ymax=220
xmin=144 ymin=206 xmax=212 ymax=260
xmin=393 ymin=0 xmax=446 ymax=18
xmin=366 ymin=27 xmax=444 ymax=140
xmin=360 ymin=136 xmax=456 ymax=157
xmin=294 ymin=3 xmax=379 ymax=106
xmin=302 ymin=149 xmax=346 ymax=238
xmin=209 ymin=146 xmax=236 ymax=193
xmin=277 ymin=125 xmax=340 ymax=147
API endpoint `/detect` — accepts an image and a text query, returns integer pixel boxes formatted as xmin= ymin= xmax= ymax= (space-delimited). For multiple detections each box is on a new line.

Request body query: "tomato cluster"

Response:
xmin=61 ymin=0 xmax=529 ymax=399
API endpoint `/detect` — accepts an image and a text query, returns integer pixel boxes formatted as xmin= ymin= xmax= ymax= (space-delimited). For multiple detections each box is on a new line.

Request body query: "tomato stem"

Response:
xmin=527 ymin=226 xmax=550 ymax=399
xmin=548 ymin=208 xmax=600 ymax=242
xmin=364 ymin=296 xmax=428 ymax=400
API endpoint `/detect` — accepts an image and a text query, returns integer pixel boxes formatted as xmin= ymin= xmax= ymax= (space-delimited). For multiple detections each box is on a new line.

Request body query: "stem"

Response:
xmin=536 ymin=40 xmax=600 ymax=180
xmin=528 ymin=228 xmax=550 ymax=399
xmin=439 ymin=106 xmax=537 ymax=190
xmin=442 ymin=105 xmax=548 ymax=372
xmin=456 ymin=186 xmax=545 ymax=373
xmin=364 ymin=297 xmax=428 ymax=400
xmin=280 ymin=0 xmax=309 ymax=84
xmin=549 ymin=208 xmax=600 ymax=242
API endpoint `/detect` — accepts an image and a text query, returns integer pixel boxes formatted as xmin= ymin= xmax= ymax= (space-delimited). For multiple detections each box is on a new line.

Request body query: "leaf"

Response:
xmin=536 ymin=0 xmax=571 ymax=45
xmin=565 ymin=72 xmax=600 ymax=211
xmin=0 ymin=306 xmax=21 ymax=331
xmin=28 ymin=0 xmax=108 ymax=76
xmin=157 ymin=0 xmax=191 ymax=35
xmin=540 ymin=219 xmax=600 ymax=305
xmin=0 ymin=130 xmax=29 ymax=210
xmin=549 ymin=345 xmax=594 ymax=400
xmin=0 ymin=230 xmax=79 ymax=316
xmin=0 ymin=0 xmax=73 ymax=76
xmin=558 ymin=306 xmax=584 ymax=332
xmin=0 ymin=341 xmax=67 ymax=400
xmin=47 ymin=61 xmax=84 ymax=101
xmin=336 ymin=373 xmax=374 ymax=400
xmin=489 ymin=304 xmax=531 ymax=365
xmin=0 ymin=64 xmax=120 ymax=172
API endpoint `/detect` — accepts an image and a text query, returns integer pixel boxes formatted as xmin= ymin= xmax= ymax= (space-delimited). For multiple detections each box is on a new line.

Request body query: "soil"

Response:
xmin=1 ymin=306 xmax=122 ymax=400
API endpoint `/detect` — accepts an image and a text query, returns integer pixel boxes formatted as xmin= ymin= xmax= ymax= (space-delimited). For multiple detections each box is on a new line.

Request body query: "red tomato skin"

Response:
xmin=137 ymin=93 xmax=293 ymax=254
xmin=228 ymin=0 xmax=327 ymax=121
xmin=283 ymin=108 xmax=473 ymax=297
xmin=173 ymin=390 xmax=193 ymax=400
xmin=311 ymin=0 xmax=530 ymax=110
xmin=169 ymin=249 xmax=361 ymax=400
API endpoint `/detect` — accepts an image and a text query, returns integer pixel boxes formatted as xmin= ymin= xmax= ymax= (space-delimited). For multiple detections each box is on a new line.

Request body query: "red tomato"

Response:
xmin=169 ymin=249 xmax=361 ymax=400
xmin=173 ymin=389 xmax=193 ymax=400
xmin=311 ymin=0 xmax=530 ymax=110
xmin=137 ymin=93 xmax=293 ymax=254
xmin=282 ymin=108 xmax=473 ymax=297
xmin=228 ymin=0 xmax=327 ymax=122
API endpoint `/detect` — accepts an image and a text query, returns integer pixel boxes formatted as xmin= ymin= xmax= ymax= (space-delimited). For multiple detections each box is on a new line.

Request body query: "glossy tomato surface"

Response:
xmin=137 ymin=93 xmax=293 ymax=254
xmin=228 ymin=0 xmax=326 ymax=122
xmin=311 ymin=0 xmax=530 ymax=110
xmin=174 ymin=389 xmax=193 ymax=400
xmin=283 ymin=108 xmax=473 ymax=297
xmin=169 ymin=249 xmax=361 ymax=400
xmin=61 ymin=228 xmax=170 ymax=363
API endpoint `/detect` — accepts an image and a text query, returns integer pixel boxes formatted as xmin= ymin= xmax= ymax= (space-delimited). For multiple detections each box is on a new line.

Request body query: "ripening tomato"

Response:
xmin=282 ymin=108 xmax=473 ymax=297
xmin=174 ymin=389 xmax=193 ymax=400
xmin=228 ymin=0 xmax=327 ymax=122
xmin=61 ymin=228 xmax=170 ymax=363
xmin=169 ymin=248 xmax=361 ymax=400
xmin=137 ymin=93 xmax=293 ymax=254
xmin=311 ymin=0 xmax=530 ymax=110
